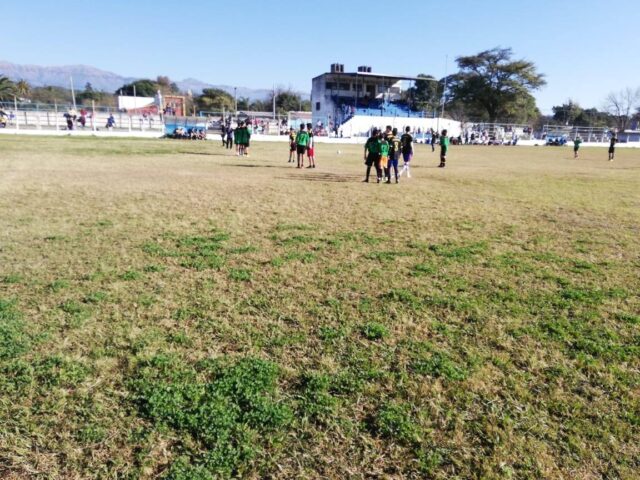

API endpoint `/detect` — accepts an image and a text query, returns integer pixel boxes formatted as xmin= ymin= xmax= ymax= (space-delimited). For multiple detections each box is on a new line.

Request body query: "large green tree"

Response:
xmin=268 ymin=89 xmax=309 ymax=114
xmin=116 ymin=79 xmax=158 ymax=97
xmin=448 ymin=47 xmax=545 ymax=123
xmin=196 ymin=88 xmax=235 ymax=111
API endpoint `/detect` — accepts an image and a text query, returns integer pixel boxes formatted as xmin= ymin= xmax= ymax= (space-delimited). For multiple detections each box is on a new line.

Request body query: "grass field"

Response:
xmin=1 ymin=135 xmax=639 ymax=479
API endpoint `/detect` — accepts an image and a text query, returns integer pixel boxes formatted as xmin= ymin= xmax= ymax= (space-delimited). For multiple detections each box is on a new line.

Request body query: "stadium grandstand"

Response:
xmin=311 ymin=63 xmax=460 ymax=137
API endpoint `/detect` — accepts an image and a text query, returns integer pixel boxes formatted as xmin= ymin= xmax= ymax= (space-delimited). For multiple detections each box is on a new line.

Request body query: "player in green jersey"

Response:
xmin=573 ymin=135 xmax=582 ymax=158
xmin=439 ymin=129 xmax=449 ymax=168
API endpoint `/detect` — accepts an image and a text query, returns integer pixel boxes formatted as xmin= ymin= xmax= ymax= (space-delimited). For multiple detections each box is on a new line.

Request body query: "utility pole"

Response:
xmin=70 ymin=76 xmax=77 ymax=110
xmin=441 ymin=54 xmax=448 ymax=120
xmin=234 ymin=87 xmax=237 ymax=114
xmin=272 ymin=84 xmax=276 ymax=120
xmin=436 ymin=55 xmax=448 ymax=133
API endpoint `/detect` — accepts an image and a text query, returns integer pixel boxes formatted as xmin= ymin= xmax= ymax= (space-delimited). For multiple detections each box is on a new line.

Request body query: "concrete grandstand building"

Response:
xmin=311 ymin=63 xmax=461 ymax=137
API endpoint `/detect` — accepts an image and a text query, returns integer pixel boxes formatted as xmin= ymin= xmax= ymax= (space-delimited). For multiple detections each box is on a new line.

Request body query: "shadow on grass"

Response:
xmin=178 ymin=151 xmax=229 ymax=156
xmin=228 ymin=163 xmax=291 ymax=169
xmin=279 ymin=172 xmax=364 ymax=183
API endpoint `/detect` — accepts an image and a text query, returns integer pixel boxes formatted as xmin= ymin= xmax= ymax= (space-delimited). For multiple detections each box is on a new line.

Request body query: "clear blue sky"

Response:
xmin=3 ymin=0 xmax=639 ymax=113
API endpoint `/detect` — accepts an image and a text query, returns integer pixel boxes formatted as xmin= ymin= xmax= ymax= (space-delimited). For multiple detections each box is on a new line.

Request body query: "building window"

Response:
xmin=315 ymin=102 xmax=321 ymax=111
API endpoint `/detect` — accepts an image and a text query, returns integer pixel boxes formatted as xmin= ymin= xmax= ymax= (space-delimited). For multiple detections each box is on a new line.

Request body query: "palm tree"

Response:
xmin=0 ymin=76 xmax=16 ymax=101
xmin=15 ymin=79 xmax=31 ymax=98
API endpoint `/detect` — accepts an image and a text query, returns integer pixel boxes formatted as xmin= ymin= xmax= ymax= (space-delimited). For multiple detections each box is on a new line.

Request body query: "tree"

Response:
xmin=448 ymin=47 xmax=546 ymax=123
xmin=236 ymin=97 xmax=250 ymax=110
xmin=196 ymin=88 xmax=234 ymax=111
xmin=78 ymin=82 xmax=102 ymax=103
xmin=604 ymin=87 xmax=640 ymax=132
xmin=15 ymin=80 xmax=31 ymax=98
xmin=406 ymin=74 xmax=440 ymax=112
xmin=29 ymin=86 xmax=73 ymax=104
xmin=552 ymin=100 xmax=583 ymax=125
xmin=156 ymin=76 xmax=179 ymax=95
xmin=0 ymin=76 xmax=16 ymax=101
xmin=116 ymin=79 xmax=158 ymax=97
xmin=267 ymin=88 xmax=308 ymax=115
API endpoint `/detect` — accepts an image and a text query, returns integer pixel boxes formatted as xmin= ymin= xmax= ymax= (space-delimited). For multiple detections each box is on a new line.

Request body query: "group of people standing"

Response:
xmin=362 ymin=126 xmax=449 ymax=183
xmin=573 ymin=133 xmax=618 ymax=161
xmin=288 ymin=123 xmax=316 ymax=168
xmin=221 ymin=121 xmax=252 ymax=156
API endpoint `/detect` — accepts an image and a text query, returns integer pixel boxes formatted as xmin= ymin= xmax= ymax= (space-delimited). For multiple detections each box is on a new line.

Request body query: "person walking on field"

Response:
xmin=573 ymin=135 xmax=582 ymax=158
xmin=295 ymin=123 xmax=310 ymax=168
xmin=438 ymin=129 xmax=449 ymax=167
xmin=608 ymin=133 xmax=617 ymax=161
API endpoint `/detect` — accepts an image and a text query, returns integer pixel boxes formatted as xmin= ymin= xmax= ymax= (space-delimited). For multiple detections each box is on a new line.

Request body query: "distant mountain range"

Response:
xmin=0 ymin=60 xmax=279 ymax=101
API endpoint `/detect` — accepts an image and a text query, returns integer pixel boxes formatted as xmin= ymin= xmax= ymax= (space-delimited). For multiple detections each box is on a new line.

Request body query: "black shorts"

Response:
xmin=365 ymin=153 xmax=380 ymax=166
xmin=574 ymin=146 xmax=579 ymax=152
xmin=297 ymin=145 xmax=307 ymax=155
xmin=246 ymin=140 xmax=250 ymax=148
xmin=608 ymin=147 xmax=615 ymax=154
xmin=290 ymin=143 xmax=296 ymax=152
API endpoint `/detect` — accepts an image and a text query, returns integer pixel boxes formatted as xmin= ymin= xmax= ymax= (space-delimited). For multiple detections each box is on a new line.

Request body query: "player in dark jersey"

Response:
xmin=399 ymin=126 xmax=413 ymax=178
xmin=386 ymin=127 xmax=401 ymax=183
xmin=288 ymin=127 xmax=297 ymax=163
xmin=608 ymin=133 xmax=617 ymax=161
xmin=363 ymin=128 xmax=381 ymax=183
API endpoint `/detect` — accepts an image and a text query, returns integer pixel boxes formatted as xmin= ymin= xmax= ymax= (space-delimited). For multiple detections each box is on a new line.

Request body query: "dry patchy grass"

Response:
xmin=0 ymin=135 xmax=639 ymax=479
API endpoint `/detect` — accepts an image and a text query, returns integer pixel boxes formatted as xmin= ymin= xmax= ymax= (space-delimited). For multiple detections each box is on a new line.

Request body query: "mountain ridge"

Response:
xmin=0 ymin=60 xmax=281 ymax=101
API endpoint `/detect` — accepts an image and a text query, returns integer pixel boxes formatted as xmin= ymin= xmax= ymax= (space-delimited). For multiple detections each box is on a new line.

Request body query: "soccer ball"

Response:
xmin=337 ymin=150 xmax=341 ymax=155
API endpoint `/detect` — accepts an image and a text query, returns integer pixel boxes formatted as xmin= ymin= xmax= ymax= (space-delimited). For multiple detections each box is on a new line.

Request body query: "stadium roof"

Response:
xmin=314 ymin=71 xmax=432 ymax=82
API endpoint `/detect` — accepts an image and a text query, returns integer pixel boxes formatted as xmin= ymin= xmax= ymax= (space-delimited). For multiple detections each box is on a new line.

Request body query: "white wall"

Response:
xmin=338 ymin=116 xmax=461 ymax=137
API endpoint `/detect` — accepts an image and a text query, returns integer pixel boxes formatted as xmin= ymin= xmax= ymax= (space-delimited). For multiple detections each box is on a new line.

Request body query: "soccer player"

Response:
xmin=244 ymin=121 xmax=252 ymax=156
xmin=296 ymin=123 xmax=310 ymax=168
xmin=379 ymin=131 xmax=390 ymax=183
xmin=234 ymin=121 xmax=245 ymax=156
xmin=439 ymin=129 xmax=449 ymax=167
xmin=363 ymin=128 xmax=381 ymax=183
xmin=430 ymin=129 xmax=438 ymax=152
xmin=225 ymin=124 xmax=234 ymax=149
xmin=608 ymin=133 xmax=617 ymax=161
xmin=288 ymin=127 xmax=297 ymax=163
xmin=386 ymin=127 xmax=401 ymax=183
xmin=573 ymin=135 xmax=582 ymax=158
xmin=399 ymin=126 xmax=413 ymax=178
xmin=306 ymin=122 xmax=316 ymax=168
